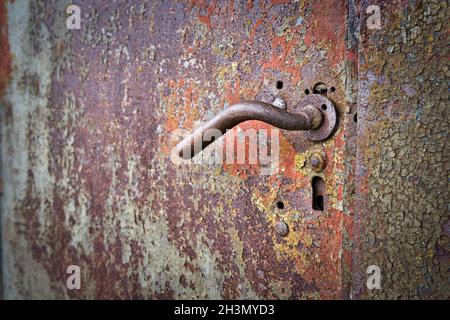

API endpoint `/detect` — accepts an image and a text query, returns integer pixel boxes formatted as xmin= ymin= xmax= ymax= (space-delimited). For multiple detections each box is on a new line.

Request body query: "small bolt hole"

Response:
xmin=353 ymin=113 xmax=357 ymax=123
xmin=276 ymin=201 xmax=284 ymax=209
xmin=321 ymin=104 xmax=327 ymax=111
xmin=304 ymin=89 xmax=310 ymax=95
xmin=330 ymin=86 xmax=336 ymax=92
xmin=276 ymin=81 xmax=283 ymax=90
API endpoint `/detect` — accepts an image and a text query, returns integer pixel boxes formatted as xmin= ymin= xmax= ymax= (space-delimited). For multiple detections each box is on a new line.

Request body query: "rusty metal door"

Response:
xmin=352 ymin=1 xmax=449 ymax=299
xmin=0 ymin=0 xmax=448 ymax=300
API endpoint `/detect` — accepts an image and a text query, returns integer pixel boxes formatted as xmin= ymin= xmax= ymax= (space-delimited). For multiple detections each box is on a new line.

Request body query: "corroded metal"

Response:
xmin=0 ymin=0 xmax=356 ymax=300
xmin=293 ymin=94 xmax=338 ymax=141
xmin=308 ymin=151 xmax=326 ymax=173
xmin=274 ymin=221 xmax=289 ymax=237
xmin=0 ymin=0 xmax=447 ymax=301
xmin=176 ymin=100 xmax=323 ymax=159
xmin=352 ymin=0 xmax=449 ymax=299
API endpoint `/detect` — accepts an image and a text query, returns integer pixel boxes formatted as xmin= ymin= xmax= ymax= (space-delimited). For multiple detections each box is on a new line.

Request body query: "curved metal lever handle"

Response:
xmin=176 ymin=100 xmax=324 ymax=159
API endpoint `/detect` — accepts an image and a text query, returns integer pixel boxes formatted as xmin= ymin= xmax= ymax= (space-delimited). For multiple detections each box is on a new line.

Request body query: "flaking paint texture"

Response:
xmin=0 ymin=0 xmax=447 ymax=300
xmin=353 ymin=0 xmax=449 ymax=299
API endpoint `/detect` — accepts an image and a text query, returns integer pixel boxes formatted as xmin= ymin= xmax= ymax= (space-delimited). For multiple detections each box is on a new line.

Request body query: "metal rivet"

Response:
xmin=275 ymin=221 xmax=289 ymax=237
xmin=309 ymin=152 xmax=326 ymax=172
xmin=310 ymin=155 xmax=320 ymax=167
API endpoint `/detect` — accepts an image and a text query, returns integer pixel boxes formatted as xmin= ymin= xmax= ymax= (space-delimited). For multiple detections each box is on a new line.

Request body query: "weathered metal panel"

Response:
xmin=1 ymin=0 xmax=357 ymax=299
xmin=352 ymin=0 xmax=449 ymax=299
xmin=0 ymin=0 xmax=447 ymax=300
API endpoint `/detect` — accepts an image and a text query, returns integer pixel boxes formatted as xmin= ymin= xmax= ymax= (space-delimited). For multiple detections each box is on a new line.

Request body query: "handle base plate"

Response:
xmin=294 ymin=94 xmax=338 ymax=141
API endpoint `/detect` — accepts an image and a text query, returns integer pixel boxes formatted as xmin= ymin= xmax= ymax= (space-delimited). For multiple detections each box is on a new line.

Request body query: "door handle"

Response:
xmin=176 ymin=94 xmax=338 ymax=159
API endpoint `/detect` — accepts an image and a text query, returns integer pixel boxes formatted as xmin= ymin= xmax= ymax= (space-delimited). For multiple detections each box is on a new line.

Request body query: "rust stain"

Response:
xmin=1 ymin=0 xmax=446 ymax=301
xmin=352 ymin=1 xmax=449 ymax=299
xmin=196 ymin=0 xmax=216 ymax=30
xmin=304 ymin=0 xmax=346 ymax=68
xmin=0 ymin=0 xmax=12 ymax=97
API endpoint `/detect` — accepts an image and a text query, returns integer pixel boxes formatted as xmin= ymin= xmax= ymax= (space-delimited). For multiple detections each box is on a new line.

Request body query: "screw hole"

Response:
xmin=321 ymin=104 xmax=327 ymax=111
xmin=353 ymin=113 xmax=357 ymax=123
xmin=330 ymin=86 xmax=335 ymax=92
xmin=276 ymin=81 xmax=283 ymax=90
xmin=276 ymin=201 xmax=284 ymax=209
xmin=304 ymin=89 xmax=310 ymax=95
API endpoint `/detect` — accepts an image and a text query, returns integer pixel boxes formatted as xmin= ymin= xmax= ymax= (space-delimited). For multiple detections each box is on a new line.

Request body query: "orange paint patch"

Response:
xmin=246 ymin=0 xmax=253 ymax=10
xmin=225 ymin=78 xmax=240 ymax=105
xmin=196 ymin=0 xmax=216 ymax=30
xmin=278 ymin=135 xmax=301 ymax=180
xmin=164 ymin=80 xmax=199 ymax=133
xmin=249 ymin=18 xmax=263 ymax=43
xmin=303 ymin=0 xmax=346 ymax=68
xmin=161 ymin=79 xmax=203 ymax=156
xmin=198 ymin=15 xmax=211 ymax=29
xmin=229 ymin=0 xmax=234 ymax=17
xmin=313 ymin=208 xmax=344 ymax=297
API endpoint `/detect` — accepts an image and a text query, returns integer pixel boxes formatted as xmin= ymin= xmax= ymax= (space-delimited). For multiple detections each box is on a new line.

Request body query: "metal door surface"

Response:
xmin=352 ymin=1 xmax=449 ymax=299
xmin=0 ymin=0 xmax=448 ymax=300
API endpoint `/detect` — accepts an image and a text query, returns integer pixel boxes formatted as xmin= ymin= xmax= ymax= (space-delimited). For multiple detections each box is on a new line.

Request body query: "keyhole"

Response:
xmin=312 ymin=176 xmax=325 ymax=211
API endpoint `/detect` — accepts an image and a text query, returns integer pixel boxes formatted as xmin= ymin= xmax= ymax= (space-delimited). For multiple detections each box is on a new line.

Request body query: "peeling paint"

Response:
xmin=353 ymin=0 xmax=449 ymax=299
xmin=0 ymin=0 xmax=447 ymax=300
